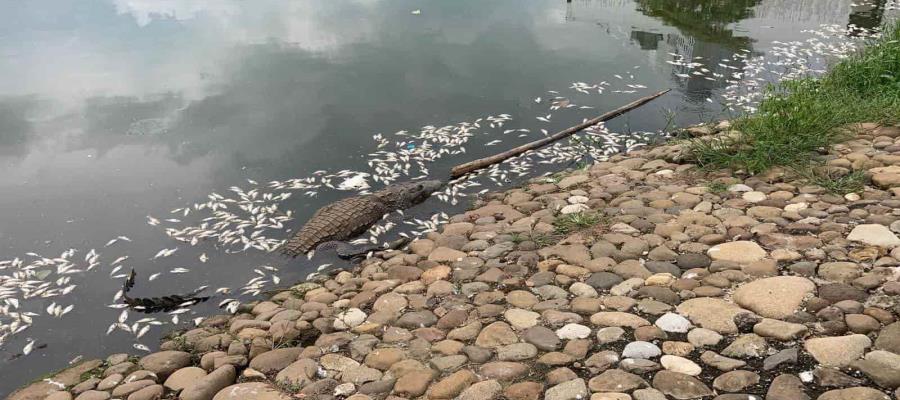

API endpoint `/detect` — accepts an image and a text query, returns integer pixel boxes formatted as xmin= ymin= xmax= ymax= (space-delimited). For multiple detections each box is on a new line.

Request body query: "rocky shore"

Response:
xmin=10 ymin=122 xmax=900 ymax=400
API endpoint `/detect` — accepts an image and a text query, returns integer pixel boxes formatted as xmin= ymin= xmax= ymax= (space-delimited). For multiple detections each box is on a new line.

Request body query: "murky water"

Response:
xmin=0 ymin=0 xmax=896 ymax=395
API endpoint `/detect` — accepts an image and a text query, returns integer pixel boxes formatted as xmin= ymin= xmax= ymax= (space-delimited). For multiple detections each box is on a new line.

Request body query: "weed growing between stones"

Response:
xmin=690 ymin=23 xmax=900 ymax=174
xmin=799 ymin=168 xmax=870 ymax=195
xmin=554 ymin=212 xmax=602 ymax=234
xmin=705 ymin=180 xmax=729 ymax=194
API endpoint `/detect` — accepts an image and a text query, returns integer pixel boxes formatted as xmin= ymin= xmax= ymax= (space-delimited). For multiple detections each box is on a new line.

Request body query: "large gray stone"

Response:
xmin=211 ymin=383 xmax=291 ymax=400
xmin=181 ymin=365 xmax=237 ymax=400
xmin=248 ymin=347 xmax=302 ymax=374
xmin=733 ymin=276 xmax=815 ymax=319
xmin=139 ymin=351 xmax=192 ymax=378
xmin=707 ymin=241 xmax=766 ymax=264
xmin=847 ymin=224 xmax=900 ymax=248
xmin=651 ymin=371 xmax=713 ymax=399
xmin=805 ymin=335 xmax=871 ymax=367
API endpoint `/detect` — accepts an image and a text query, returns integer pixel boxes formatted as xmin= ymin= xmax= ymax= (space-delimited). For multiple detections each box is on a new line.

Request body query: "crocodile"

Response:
xmin=119 ymin=180 xmax=441 ymax=312
xmin=281 ymin=179 xmax=443 ymax=258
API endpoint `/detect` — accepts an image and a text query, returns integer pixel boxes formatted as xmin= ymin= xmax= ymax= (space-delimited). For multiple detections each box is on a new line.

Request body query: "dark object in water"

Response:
xmin=6 ymin=343 xmax=47 ymax=361
xmin=122 ymin=269 xmax=209 ymax=313
xmin=281 ymin=180 xmax=442 ymax=257
xmin=316 ymin=237 xmax=412 ymax=262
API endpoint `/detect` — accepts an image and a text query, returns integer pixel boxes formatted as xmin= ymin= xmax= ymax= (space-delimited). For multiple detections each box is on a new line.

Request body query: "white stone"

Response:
xmin=567 ymin=195 xmax=589 ymax=204
xmin=654 ymin=313 xmax=693 ymax=333
xmin=660 ymin=355 xmax=702 ymax=376
xmin=784 ymin=202 xmax=809 ymax=212
xmin=742 ymin=191 xmax=767 ymax=203
xmin=622 ymin=341 xmax=661 ymax=359
xmin=844 ymin=193 xmax=861 ymax=201
xmin=728 ymin=184 xmax=753 ymax=192
xmin=847 ymin=224 xmax=900 ymax=248
xmin=568 ymin=282 xmax=598 ymax=298
xmin=610 ymin=223 xmax=639 ymax=235
xmin=334 ymin=383 xmax=355 ymax=397
xmin=560 ymin=204 xmax=590 ymax=215
xmin=333 ymin=308 xmax=367 ymax=330
xmin=556 ymin=323 xmax=591 ymax=340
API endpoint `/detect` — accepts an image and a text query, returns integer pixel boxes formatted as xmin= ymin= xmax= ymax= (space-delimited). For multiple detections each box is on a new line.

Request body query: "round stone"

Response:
xmin=660 ymin=355 xmax=702 ymax=376
xmin=687 ymin=328 xmax=723 ymax=347
xmin=713 ymin=370 xmax=760 ymax=392
xmin=545 ymin=378 xmax=588 ymax=400
xmin=333 ymin=308 xmax=367 ymax=330
xmin=139 ymin=351 xmax=192 ymax=378
xmin=568 ymin=196 xmax=589 ymax=204
xmin=212 ymin=382 xmax=291 ymax=400
xmin=654 ymin=313 xmax=693 ymax=333
xmin=556 ymin=324 xmax=591 ymax=340
xmin=560 ymin=204 xmax=590 ymax=214
xmin=817 ymin=387 xmax=891 ymax=400
xmin=847 ymin=224 xmax=900 ymax=248
xmin=742 ymin=191 xmax=767 ymax=203
xmin=622 ymin=341 xmax=661 ymax=359
xmin=164 ymin=367 xmax=207 ymax=391
xmin=652 ymin=371 xmax=713 ymax=399
xmin=596 ymin=327 xmax=626 ymax=344
xmin=707 ymin=241 xmax=766 ymax=264
xmin=505 ymin=309 xmax=541 ymax=330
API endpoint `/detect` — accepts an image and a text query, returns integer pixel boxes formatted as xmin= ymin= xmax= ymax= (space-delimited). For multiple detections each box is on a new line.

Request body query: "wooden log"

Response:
xmin=449 ymin=89 xmax=671 ymax=178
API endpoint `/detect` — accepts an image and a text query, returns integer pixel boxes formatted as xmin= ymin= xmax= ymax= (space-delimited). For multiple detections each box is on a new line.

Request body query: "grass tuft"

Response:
xmin=689 ymin=24 xmax=900 ymax=174
xmin=705 ymin=180 xmax=729 ymax=194
xmin=554 ymin=212 xmax=601 ymax=234
xmin=530 ymin=233 xmax=560 ymax=248
xmin=798 ymin=168 xmax=869 ymax=195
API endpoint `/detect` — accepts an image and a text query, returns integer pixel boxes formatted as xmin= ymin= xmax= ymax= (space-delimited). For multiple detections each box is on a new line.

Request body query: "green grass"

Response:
xmin=690 ymin=24 xmax=900 ymax=174
xmin=554 ymin=212 xmax=602 ymax=234
xmin=531 ymin=233 xmax=560 ymax=248
xmin=509 ymin=233 xmax=526 ymax=244
xmin=799 ymin=168 xmax=869 ymax=195
xmin=705 ymin=180 xmax=729 ymax=194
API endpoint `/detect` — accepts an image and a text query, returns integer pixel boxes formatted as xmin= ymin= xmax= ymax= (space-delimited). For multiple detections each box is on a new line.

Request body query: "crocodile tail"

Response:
xmin=121 ymin=268 xmax=209 ymax=313
xmin=281 ymin=233 xmax=314 ymax=257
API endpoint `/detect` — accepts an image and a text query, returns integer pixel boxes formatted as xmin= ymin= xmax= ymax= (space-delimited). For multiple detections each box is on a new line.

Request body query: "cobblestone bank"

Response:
xmin=10 ymin=122 xmax=900 ymax=400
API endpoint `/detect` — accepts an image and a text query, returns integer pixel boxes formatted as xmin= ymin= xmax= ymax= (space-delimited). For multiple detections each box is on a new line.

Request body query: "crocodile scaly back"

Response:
xmin=281 ymin=194 xmax=390 ymax=257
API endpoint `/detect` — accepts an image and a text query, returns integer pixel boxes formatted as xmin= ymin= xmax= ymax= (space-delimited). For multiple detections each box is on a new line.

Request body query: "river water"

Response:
xmin=0 ymin=0 xmax=896 ymax=395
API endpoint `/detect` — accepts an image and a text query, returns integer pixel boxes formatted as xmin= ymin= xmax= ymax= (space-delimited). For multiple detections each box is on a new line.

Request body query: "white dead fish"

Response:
xmin=152 ymin=248 xmax=177 ymax=260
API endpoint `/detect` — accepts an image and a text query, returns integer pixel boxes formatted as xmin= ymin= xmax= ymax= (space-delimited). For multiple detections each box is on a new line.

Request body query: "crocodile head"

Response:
xmin=374 ymin=180 xmax=442 ymax=209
